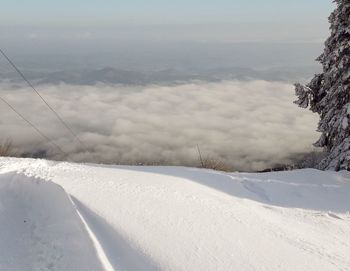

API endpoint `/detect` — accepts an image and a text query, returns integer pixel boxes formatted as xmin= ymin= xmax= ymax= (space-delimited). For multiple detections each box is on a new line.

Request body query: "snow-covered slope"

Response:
xmin=0 ymin=157 xmax=349 ymax=271
xmin=0 ymin=171 xmax=105 ymax=271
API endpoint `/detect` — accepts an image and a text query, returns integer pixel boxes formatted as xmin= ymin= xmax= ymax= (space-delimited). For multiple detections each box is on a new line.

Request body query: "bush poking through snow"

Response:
xmin=197 ymin=145 xmax=232 ymax=171
xmin=0 ymin=140 xmax=14 ymax=157
xmin=199 ymin=156 xmax=232 ymax=172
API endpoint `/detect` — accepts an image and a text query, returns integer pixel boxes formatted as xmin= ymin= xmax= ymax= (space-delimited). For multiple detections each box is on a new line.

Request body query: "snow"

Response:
xmin=342 ymin=117 xmax=349 ymax=130
xmin=0 ymin=157 xmax=350 ymax=271
xmin=0 ymin=171 xmax=104 ymax=271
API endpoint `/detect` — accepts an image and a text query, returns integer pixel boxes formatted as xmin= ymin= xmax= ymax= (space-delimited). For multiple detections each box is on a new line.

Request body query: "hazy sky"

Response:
xmin=2 ymin=0 xmax=334 ymax=25
xmin=0 ymin=0 xmax=335 ymax=49
xmin=0 ymin=1 xmax=335 ymax=74
xmin=0 ymin=1 xmax=332 ymax=170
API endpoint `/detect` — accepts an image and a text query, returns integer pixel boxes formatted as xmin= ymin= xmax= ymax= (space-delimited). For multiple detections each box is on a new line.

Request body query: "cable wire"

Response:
xmin=0 ymin=96 xmax=69 ymax=157
xmin=0 ymin=48 xmax=87 ymax=151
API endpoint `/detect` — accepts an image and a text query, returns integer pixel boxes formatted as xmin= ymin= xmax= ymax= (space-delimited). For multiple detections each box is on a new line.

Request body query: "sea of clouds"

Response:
xmin=0 ymin=80 xmax=319 ymax=171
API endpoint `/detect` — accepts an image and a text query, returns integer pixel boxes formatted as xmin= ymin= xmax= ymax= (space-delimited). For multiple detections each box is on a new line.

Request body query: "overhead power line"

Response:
xmin=0 ymin=96 xmax=69 ymax=157
xmin=0 ymin=48 xmax=87 ymax=151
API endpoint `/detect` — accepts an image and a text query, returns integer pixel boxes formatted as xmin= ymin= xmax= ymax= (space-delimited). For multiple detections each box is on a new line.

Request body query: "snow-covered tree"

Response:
xmin=295 ymin=0 xmax=350 ymax=171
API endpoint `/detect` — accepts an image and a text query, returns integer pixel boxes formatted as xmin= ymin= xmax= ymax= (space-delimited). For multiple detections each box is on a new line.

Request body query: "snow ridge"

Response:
xmin=68 ymin=196 xmax=115 ymax=271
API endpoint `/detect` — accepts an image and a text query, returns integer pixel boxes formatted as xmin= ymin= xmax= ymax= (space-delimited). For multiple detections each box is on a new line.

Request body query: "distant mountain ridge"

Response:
xmin=0 ymin=65 xmax=319 ymax=86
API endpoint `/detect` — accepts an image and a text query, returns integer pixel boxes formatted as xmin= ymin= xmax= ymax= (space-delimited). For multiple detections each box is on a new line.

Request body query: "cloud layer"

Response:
xmin=0 ymin=80 xmax=319 ymax=171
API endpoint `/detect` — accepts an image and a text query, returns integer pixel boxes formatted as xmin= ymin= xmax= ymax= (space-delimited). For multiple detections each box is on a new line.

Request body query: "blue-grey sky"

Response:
xmin=0 ymin=0 xmax=335 ymax=67
xmin=2 ymin=0 xmax=334 ymax=25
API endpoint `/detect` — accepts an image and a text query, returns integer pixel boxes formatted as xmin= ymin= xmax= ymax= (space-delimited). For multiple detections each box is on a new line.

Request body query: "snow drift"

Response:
xmin=0 ymin=157 xmax=349 ymax=271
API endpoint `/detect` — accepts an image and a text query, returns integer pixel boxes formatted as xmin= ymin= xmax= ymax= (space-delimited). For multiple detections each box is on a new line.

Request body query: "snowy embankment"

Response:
xmin=0 ymin=158 xmax=349 ymax=271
